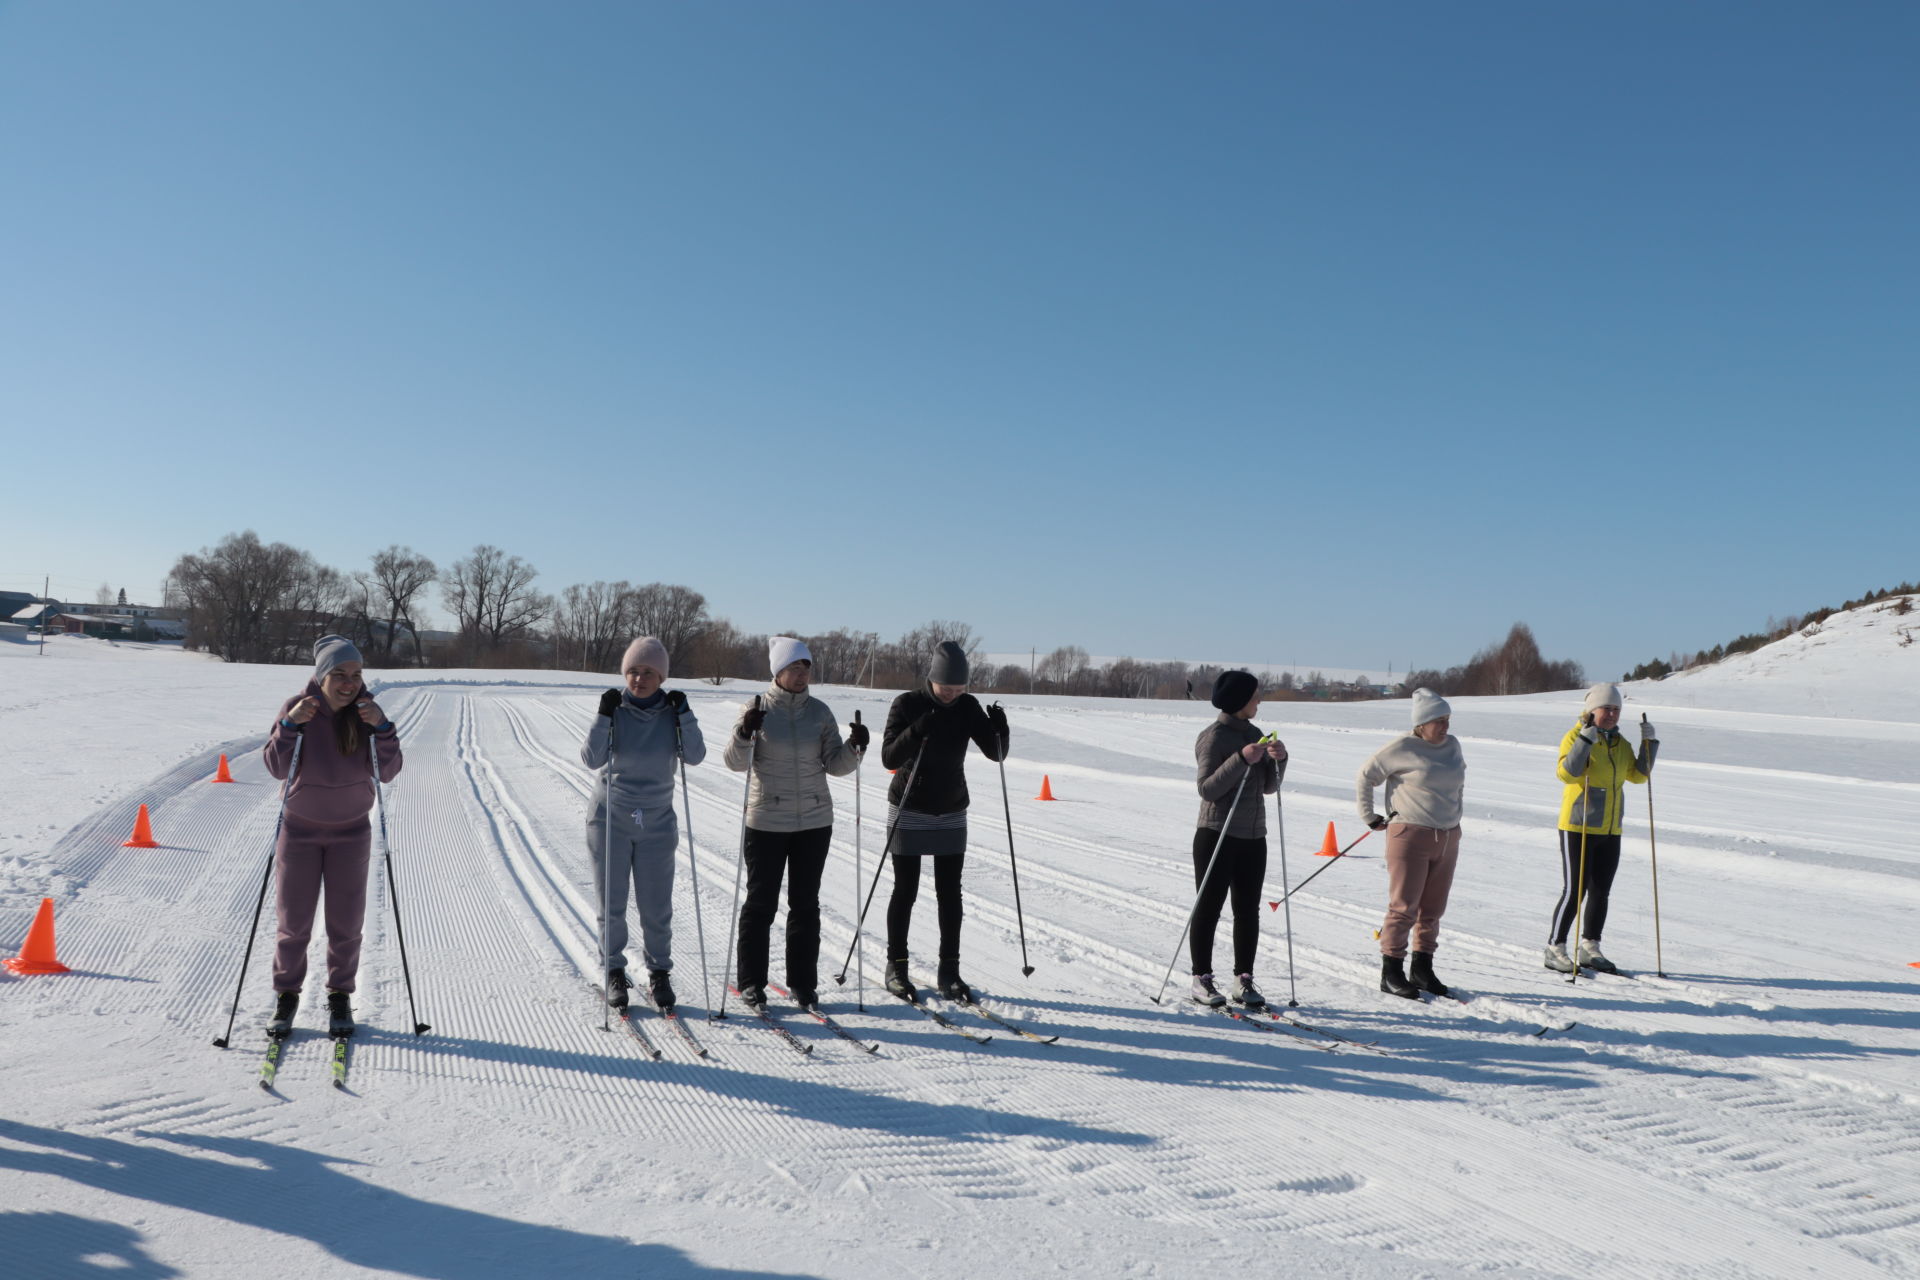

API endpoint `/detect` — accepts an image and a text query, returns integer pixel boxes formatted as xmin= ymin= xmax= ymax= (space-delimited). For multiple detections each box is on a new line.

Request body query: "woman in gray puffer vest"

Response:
xmin=1189 ymin=670 xmax=1287 ymax=1011
xmin=582 ymin=636 xmax=705 ymax=1013
xmin=723 ymin=637 xmax=866 ymax=1009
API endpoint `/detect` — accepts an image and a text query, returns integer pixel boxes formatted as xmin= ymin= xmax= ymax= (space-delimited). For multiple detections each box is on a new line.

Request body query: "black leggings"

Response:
xmin=887 ymin=854 xmax=964 ymax=963
xmin=735 ymin=827 xmax=833 ymax=990
xmin=1190 ymin=827 xmax=1266 ymax=976
xmin=1549 ymin=830 xmax=1622 ymax=945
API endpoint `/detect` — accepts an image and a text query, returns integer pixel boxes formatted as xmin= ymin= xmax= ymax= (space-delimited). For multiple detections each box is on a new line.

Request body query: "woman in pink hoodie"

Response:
xmin=261 ymin=635 xmax=403 ymax=1038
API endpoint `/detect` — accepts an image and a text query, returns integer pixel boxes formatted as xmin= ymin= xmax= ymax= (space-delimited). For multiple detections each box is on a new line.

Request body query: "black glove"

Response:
xmin=1367 ymin=815 xmax=1389 ymax=832
xmin=911 ymin=710 xmax=938 ymax=740
xmin=847 ymin=721 xmax=870 ymax=750
xmin=738 ymin=702 xmax=766 ymax=739
xmin=986 ymin=703 xmax=1008 ymax=736
xmin=665 ymin=689 xmax=688 ymax=715
xmin=598 ymin=688 xmax=622 ymax=718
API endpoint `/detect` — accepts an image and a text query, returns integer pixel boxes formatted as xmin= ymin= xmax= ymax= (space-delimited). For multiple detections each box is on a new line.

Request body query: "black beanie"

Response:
xmin=929 ymin=640 xmax=970 ymax=685
xmin=1210 ymin=670 xmax=1258 ymax=714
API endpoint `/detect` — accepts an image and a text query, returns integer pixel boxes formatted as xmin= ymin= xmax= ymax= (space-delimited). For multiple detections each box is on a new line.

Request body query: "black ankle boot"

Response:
xmin=936 ymin=960 xmax=972 ymax=1004
xmin=1408 ymin=951 xmax=1449 ymax=997
xmin=1380 ymin=955 xmax=1421 ymax=1000
xmin=884 ymin=959 xmax=917 ymax=1003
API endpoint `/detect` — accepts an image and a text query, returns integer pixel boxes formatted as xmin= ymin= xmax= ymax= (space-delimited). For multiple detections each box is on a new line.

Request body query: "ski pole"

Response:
xmin=370 ymin=728 xmax=429 ymax=1034
xmin=993 ymin=736 xmax=1034 ymax=976
xmin=852 ymin=711 xmax=865 ymax=1010
xmin=1643 ymin=713 xmax=1665 ymax=978
xmin=833 ymin=736 xmax=928 ymax=985
xmin=1569 ymin=752 xmax=1592 ymax=986
xmin=1151 ymin=766 xmax=1251 ymax=1004
xmin=1268 ymin=814 xmax=1393 ymax=909
xmin=714 ymin=695 xmax=759 ymax=1020
xmin=674 ymin=707 xmax=711 ymax=1011
xmin=212 ymin=735 xmax=301 ymax=1048
xmin=599 ymin=710 xmax=617 ymax=1031
xmin=1275 ymin=783 xmax=1298 ymax=1009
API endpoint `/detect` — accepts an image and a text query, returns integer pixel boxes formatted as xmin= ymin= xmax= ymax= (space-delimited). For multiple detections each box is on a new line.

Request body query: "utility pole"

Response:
xmin=1030 ymin=647 xmax=1036 ymax=694
xmin=39 ymin=575 xmax=48 ymax=656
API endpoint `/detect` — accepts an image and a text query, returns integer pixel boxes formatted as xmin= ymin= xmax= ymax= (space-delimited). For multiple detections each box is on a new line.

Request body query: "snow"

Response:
xmin=2 ymin=611 xmax=1917 ymax=1279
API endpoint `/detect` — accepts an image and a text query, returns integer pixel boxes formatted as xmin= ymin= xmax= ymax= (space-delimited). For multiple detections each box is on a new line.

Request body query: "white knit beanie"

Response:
xmin=768 ymin=636 xmax=812 ymax=677
xmin=620 ymin=636 xmax=670 ymax=680
xmin=1411 ymin=687 xmax=1451 ymax=728
xmin=1583 ymin=682 xmax=1623 ymax=712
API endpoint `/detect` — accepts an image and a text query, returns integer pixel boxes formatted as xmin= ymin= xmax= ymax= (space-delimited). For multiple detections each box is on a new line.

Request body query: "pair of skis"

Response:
xmin=258 ymin=1031 xmax=351 ymax=1091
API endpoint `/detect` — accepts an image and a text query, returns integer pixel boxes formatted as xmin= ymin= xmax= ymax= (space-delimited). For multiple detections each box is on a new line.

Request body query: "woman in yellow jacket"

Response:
xmin=1544 ymin=683 xmax=1658 ymax=974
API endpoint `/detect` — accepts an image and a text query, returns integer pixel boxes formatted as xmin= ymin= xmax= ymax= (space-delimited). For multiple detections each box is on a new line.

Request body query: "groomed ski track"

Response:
xmin=3 ymin=668 xmax=1918 ymax=1278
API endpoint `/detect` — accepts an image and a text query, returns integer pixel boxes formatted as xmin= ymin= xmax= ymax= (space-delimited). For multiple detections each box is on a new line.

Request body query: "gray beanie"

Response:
xmin=929 ymin=640 xmax=969 ymax=686
xmin=1411 ymin=687 xmax=1451 ymax=728
xmin=1583 ymin=682 xmax=1623 ymax=712
xmin=312 ymin=634 xmax=363 ymax=683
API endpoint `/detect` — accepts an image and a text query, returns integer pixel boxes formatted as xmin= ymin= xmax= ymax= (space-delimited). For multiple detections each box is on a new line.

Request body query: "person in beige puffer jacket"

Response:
xmin=723 ymin=637 xmax=865 ymax=1008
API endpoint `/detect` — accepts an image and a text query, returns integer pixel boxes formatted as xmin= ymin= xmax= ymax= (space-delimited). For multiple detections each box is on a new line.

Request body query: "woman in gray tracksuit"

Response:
xmin=724 ymin=636 xmax=866 ymax=1009
xmin=582 ymin=635 xmax=704 ymax=1012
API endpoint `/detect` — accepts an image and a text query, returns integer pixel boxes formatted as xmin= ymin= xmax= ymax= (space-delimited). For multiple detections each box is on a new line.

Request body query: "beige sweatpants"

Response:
xmin=1379 ymin=822 xmax=1460 ymax=957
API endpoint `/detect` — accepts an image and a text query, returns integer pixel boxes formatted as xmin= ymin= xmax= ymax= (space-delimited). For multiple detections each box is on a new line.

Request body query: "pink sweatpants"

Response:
xmin=1379 ymin=822 xmax=1460 ymax=957
xmin=273 ymin=814 xmax=372 ymax=993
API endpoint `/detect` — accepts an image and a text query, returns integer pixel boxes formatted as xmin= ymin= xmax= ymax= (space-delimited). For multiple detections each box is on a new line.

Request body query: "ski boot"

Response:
xmin=1542 ymin=943 xmax=1576 ymax=974
xmin=1380 ymin=956 xmax=1421 ymax=1000
xmin=884 ymin=959 xmax=918 ymax=1004
xmin=1230 ymin=972 xmax=1267 ymax=1009
xmin=1408 ymin=951 xmax=1449 ymax=997
xmin=1190 ymin=973 xmax=1226 ymax=1008
xmin=790 ymin=985 xmax=819 ymax=1008
xmin=647 ymin=968 xmax=674 ymax=1012
xmin=267 ymin=990 xmax=299 ymax=1039
xmin=737 ymin=983 xmax=767 ymax=1009
xmin=937 ymin=960 xmax=973 ymax=1004
xmin=326 ymin=990 xmax=355 ymax=1038
xmin=1576 ymin=939 xmax=1618 ymax=973
xmin=605 ymin=967 xmax=631 ymax=1009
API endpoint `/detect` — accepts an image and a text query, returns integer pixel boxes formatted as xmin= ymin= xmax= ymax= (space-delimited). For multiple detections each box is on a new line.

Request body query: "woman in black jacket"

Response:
xmin=879 ymin=641 xmax=1009 ymax=1003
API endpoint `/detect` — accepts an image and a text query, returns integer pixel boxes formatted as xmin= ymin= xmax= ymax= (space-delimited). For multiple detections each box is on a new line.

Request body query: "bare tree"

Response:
xmin=169 ymin=531 xmax=347 ymax=664
xmin=441 ymin=545 xmax=552 ymax=658
xmin=363 ymin=546 xmax=437 ymax=666
xmin=627 ymin=583 xmax=711 ymax=662
xmin=551 ymin=580 xmax=635 ymax=673
xmin=94 ymin=583 xmax=114 ymax=606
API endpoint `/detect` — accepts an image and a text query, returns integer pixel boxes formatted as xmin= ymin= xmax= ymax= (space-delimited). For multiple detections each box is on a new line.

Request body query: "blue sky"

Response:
xmin=3 ymin=2 xmax=1914 ymax=681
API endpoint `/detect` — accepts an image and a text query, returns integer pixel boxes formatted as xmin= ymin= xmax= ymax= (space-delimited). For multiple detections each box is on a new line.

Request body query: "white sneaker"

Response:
xmin=1542 ymin=943 xmax=1576 ymax=974
xmin=1190 ymin=973 xmax=1227 ymax=1008
xmin=1576 ymin=939 xmax=1618 ymax=973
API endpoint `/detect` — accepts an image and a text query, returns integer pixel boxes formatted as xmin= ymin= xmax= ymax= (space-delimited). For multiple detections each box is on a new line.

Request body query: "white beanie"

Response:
xmin=768 ymin=636 xmax=812 ymax=677
xmin=1583 ymin=682 xmax=1623 ymax=712
xmin=620 ymin=636 xmax=670 ymax=680
xmin=1411 ymin=687 xmax=1451 ymax=728
xmin=312 ymin=634 xmax=363 ymax=683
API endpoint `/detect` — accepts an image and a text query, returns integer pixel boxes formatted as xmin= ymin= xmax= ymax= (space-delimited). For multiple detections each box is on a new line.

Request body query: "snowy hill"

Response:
xmin=1637 ymin=595 xmax=1920 ymax=721
xmin=2 ymin=622 xmax=1917 ymax=1279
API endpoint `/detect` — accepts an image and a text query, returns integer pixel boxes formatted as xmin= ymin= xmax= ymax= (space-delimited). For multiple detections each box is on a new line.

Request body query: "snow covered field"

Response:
xmin=2 ymin=605 xmax=1917 ymax=1279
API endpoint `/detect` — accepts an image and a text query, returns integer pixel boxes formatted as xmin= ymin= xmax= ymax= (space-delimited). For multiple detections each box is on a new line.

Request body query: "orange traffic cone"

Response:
xmin=213 ymin=754 xmax=235 ymax=783
xmin=5 ymin=898 xmax=71 ymax=974
xmin=1314 ymin=821 xmax=1340 ymax=857
xmin=1035 ymin=775 xmax=1057 ymax=801
xmin=123 ymin=804 xmax=159 ymax=848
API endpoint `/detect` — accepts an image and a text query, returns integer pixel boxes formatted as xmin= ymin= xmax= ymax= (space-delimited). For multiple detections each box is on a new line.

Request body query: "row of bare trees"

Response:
xmin=166 ymin=532 xmax=1578 ymax=704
